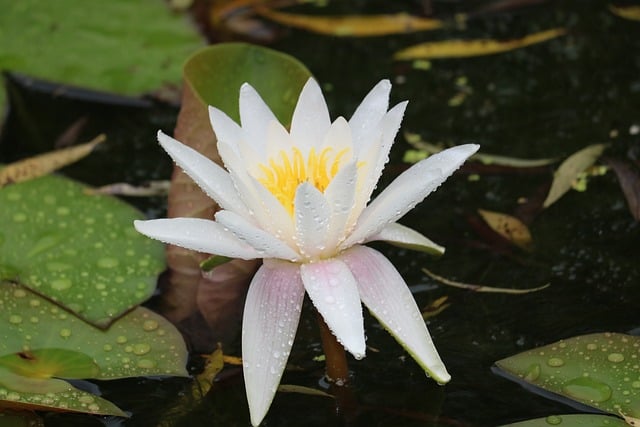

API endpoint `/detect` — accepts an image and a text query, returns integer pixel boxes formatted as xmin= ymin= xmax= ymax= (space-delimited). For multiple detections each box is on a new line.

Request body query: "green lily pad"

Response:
xmin=0 ymin=174 xmax=165 ymax=327
xmin=495 ymin=333 xmax=640 ymax=421
xmin=0 ymin=281 xmax=188 ymax=415
xmin=501 ymin=414 xmax=629 ymax=427
xmin=0 ymin=0 xmax=203 ymax=109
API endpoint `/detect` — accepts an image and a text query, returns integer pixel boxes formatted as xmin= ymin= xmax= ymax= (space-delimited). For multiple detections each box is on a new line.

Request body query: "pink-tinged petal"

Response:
xmin=157 ymin=132 xmax=247 ymax=214
xmin=349 ymin=79 xmax=391 ymax=154
xmin=343 ymin=144 xmax=479 ymax=249
xmin=323 ymin=161 xmax=357 ymax=246
xmin=340 ymin=245 xmax=450 ymax=383
xmin=294 ymin=182 xmax=331 ymax=259
xmin=242 ymin=261 xmax=305 ymax=427
xmin=208 ymin=106 xmax=242 ymax=147
xmin=240 ymin=83 xmax=277 ymax=156
xmin=365 ymin=222 xmax=444 ymax=256
xmin=300 ymin=259 xmax=365 ymax=359
xmin=133 ymin=218 xmax=261 ymax=259
xmin=215 ymin=210 xmax=301 ymax=262
xmin=290 ymin=78 xmax=331 ymax=153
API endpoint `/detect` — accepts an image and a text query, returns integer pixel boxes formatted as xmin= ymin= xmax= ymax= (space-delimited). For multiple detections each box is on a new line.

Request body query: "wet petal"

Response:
xmin=290 ymin=78 xmax=331 ymax=153
xmin=242 ymin=261 xmax=305 ymax=426
xmin=240 ymin=83 xmax=277 ymax=156
xmin=294 ymin=182 xmax=331 ymax=259
xmin=341 ymin=245 xmax=450 ymax=383
xmin=349 ymin=79 xmax=391 ymax=154
xmin=343 ymin=144 xmax=479 ymax=249
xmin=208 ymin=105 xmax=242 ymax=147
xmin=323 ymin=161 xmax=357 ymax=246
xmin=134 ymin=218 xmax=261 ymax=259
xmin=157 ymin=131 xmax=246 ymax=214
xmin=215 ymin=210 xmax=301 ymax=261
xmin=300 ymin=258 xmax=365 ymax=359
xmin=365 ymin=222 xmax=444 ymax=256
xmin=321 ymin=116 xmax=353 ymax=153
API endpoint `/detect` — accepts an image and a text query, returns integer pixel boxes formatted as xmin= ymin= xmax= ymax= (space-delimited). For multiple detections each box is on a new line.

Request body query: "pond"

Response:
xmin=1 ymin=0 xmax=639 ymax=426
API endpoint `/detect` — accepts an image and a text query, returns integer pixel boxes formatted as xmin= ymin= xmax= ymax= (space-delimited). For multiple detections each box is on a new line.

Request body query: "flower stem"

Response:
xmin=316 ymin=312 xmax=349 ymax=384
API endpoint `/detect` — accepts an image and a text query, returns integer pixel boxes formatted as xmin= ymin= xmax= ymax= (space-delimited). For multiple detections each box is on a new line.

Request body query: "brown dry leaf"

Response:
xmin=422 ymin=268 xmax=549 ymax=294
xmin=422 ymin=296 xmax=450 ymax=319
xmin=609 ymin=5 xmax=640 ymax=21
xmin=477 ymin=209 xmax=532 ymax=249
xmin=394 ymin=27 xmax=566 ymax=60
xmin=256 ymin=8 xmax=444 ymax=37
xmin=278 ymin=384 xmax=334 ymax=398
xmin=0 ymin=134 xmax=105 ymax=187
xmin=604 ymin=157 xmax=640 ymax=221
xmin=543 ymin=143 xmax=607 ymax=208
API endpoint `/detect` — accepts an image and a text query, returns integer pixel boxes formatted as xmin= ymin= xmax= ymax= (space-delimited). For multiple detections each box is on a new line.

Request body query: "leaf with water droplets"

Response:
xmin=500 ymin=413 xmax=629 ymax=427
xmin=0 ymin=173 xmax=165 ymax=327
xmin=495 ymin=333 xmax=640 ymax=420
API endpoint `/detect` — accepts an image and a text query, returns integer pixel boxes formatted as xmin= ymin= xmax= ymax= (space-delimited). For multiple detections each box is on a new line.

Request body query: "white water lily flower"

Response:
xmin=134 ymin=78 xmax=478 ymax=426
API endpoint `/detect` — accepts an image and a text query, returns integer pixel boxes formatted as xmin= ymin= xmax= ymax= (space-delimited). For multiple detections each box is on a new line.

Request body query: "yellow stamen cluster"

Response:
xmin=258 ymin=147 xmax=349 ymax=215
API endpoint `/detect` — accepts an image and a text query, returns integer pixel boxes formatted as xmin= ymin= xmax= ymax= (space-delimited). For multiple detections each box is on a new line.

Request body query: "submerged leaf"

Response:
xmin=0 ymin=174 xmax=165 ymax=327
xmin=394 ymin=28 xmax=566 ymax=60
xmin=543 ymin=144 xmax=607 ymax=208
xmin=609 ymin=5 xmax=640 ymax=21
xmin=477 ymin=209 xmax=532 ymax=249
xmin=501 ymin=414 xmax=629 ymax=427
xmin=495 ymin=333 xmax=640 ymax=420
xmin=0 ymin=135 xmax=105 ymax=188
xmin=256 ymin=8 xmax=444 ymax=37
xmin=423 ymin=268 xmax=549 ymax=294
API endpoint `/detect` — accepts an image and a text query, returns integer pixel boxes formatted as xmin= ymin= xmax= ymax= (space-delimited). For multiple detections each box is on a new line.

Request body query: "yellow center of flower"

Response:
xmin=258 ymin=147 xmax=350 ymax=215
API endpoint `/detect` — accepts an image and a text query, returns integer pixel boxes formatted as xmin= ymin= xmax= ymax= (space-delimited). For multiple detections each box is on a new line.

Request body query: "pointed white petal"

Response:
xmin=134 ymin=218 xmax=261 ymax=259
xmin=300 ymin=259 xmax=365 ymax=359
xmin=240 ymin=83 xmax=277 ymax=156
xmin=157 ymin=131 xmax=246 ymax=214
xmin=321 ymin=116 xmax=353 ymax=153
xmin=349 ymin=79 xmax=391 ymax=154
xmin=343 ymin=144 xmax=479 ymax=249
xmin=365 ymin=222 xmax=444 ymax=256
xmin=290 ymin=78 xmax=331 ymax=153
xmin=341 ymin=245 xmax=450 ymax=383
xmin=294 ymin=182 xmax=331 ymax=259
xmin=215 ymin=210 xmax=301 ymax=261
xmin=265 ymin=119 xmax=294 ymax=157
xmin=242 ymin=261 xmax=305 ymax=426
xmin=323 ymin=161 xmax=357 ymax=247
xmin=208 ymin=106 xmax=242 ymax=147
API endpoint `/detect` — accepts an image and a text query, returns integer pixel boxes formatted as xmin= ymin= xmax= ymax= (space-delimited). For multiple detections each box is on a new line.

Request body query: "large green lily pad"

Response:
xmin=496 ymin=333 xmax=640 ymax=421
xmin=0 ymin=281 xmax=188 ymax=415
xmin=501 ymin=414 xmax=629 ymax=427
xmin=0 ymin=174 xmax=165 ymax=327
xmin=0 ymin=0 xmax=203 ymax=109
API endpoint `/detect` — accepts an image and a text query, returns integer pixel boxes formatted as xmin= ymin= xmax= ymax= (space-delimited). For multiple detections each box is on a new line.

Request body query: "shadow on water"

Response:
xmin=1 ymin=1 xmax=639 ymax=425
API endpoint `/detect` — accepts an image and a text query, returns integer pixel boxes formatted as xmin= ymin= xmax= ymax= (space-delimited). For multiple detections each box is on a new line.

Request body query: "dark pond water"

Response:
xmin=1 ymin=1 xmax=639 ymax=426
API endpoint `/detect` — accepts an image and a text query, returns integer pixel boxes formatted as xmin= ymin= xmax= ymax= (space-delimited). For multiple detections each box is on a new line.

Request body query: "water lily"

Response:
xmin=134 ymin=78 xmax=478 ymax=426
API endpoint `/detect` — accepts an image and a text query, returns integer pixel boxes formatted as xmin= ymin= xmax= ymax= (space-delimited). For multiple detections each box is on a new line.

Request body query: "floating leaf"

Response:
xmin=423 ymin=268 xmax=549 ymax=294
xmin=543 ymin=144 xmax=607 ymax=208
xmin=478 ymin=209 xmax=532 ymax=249
xmin=609 ymin=5 xmax=640 ymax=21
xmin=394 ymin=28 xmax=566 ymax=60
xmin=0 ymin=0 xmax=203 ymax=108
xmin=495 ymin=333 xmax=640 ymax=422
xmin=0 ymin=174 xmax=165 ymax=327
xmin=256 ymin=8 xmax=444 ymax=37
xmin=0 ymin=135 xmax=105 ymax=188
xmin=404 ymin=132 xmax=557 ymax=167
xmin=278 ymin=384 xmax=334 ymax=398
xmin=501 ymin=414 xmax=629 ymax=427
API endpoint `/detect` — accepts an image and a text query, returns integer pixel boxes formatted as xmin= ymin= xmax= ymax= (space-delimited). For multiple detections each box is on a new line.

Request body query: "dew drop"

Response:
xmin=586 ymin=343 xmax=598 ymax=350
xmin=116 ymin=335 xmax=128 ymax=344
xmin=103 ymin=344 xmax=112 ymax=352
xmin=9 ymin=315 xmax=22 ymax=324
xmin=524 ymin=363 xmax=541 ymax=381
xmin=545 ymin=415 xmax=563 ymax=425
xmin=50 ymin=278 xmax=72 ymax=291
xmin=143 ymin=320 xmax=159 ymax=331
xmin=561 ymin=377 xmax=612 ymax=403
xmin=137 ymin=359 xmax=157 ymax=369
xmin=98 ymin=257 xmax=119 ymax=268
xmin=608 ymin=353 xmax=625 ymax=363
xmin=12 ymin=213 xmax=27 ymax=222
xmin=547 ymin=357 xmax=565 ymax=367
xmin=324 ymin=295 xmax=335 ymax=304
xmin=632 ymin=381 xmax=640 ymax=389
xmin=59 ymin=328 xmax=72 ymax=338
xmin=133 ymin=343 xmax=151 ymax=355
xmin=13 ymin=289 xmax=26 ymax=298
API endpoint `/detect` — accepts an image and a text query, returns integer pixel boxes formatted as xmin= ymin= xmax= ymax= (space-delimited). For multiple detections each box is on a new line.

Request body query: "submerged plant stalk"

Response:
xmin=317 ymin=311 xmax=349 ymax=385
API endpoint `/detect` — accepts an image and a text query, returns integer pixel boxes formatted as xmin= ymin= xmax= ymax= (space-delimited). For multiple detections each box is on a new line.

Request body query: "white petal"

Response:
xmin=265 ymin=119 xmax=294 ymax=157
xmin=240 ymin=83 xmax=277 ymax=156
xmin=294 ymin=182 xmax=331 ymax=259
xmin=208 ymin=106 xmax=242 ymax=147
xmin=242 ymin=261 xmax=305 ymax=426
xmin=340 ymin=245 xmax=450 ymax=383
xmin=290 ymin=78 xmax=331 ymax=153
xmin=215 ymin=210 xmax=301 ymax=261
xmin=349 ymin=79 xmax=391 ymax=154
xmin=365 ymin=222 xmax=444 ymax=256
xmin=157 ymin=131 xmax=246 ymax=214
xmin=300 ymin=259 xmax=365 ymax=359
xmin=323 ymin=161 xmax=357 ymax=247
xmin=343 ymin=144 xmax=479 ymax=249
xmin=133 ymin=218 xmax=261 ymax=259
xmin=321 ymin=116 xmax=353 ymax=153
